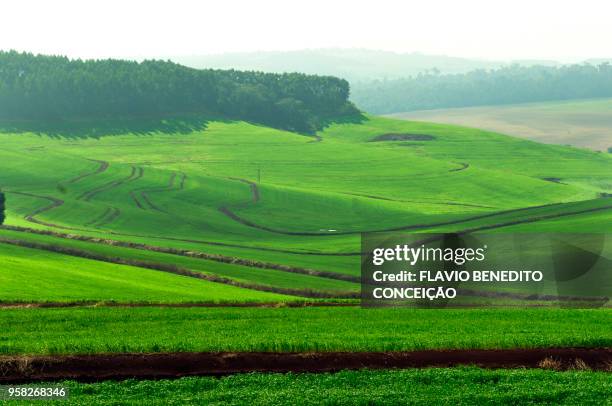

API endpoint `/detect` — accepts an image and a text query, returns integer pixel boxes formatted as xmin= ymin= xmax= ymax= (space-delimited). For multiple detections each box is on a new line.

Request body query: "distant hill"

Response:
xmin=351 ymin=64 xmax=612 ymax=114
xmin=173 ymin=49 xmax=512 ymax=82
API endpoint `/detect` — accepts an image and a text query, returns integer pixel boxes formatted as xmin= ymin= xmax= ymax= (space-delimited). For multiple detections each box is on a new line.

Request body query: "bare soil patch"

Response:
xmin=0 ymin=348 xmax=609 ymax=382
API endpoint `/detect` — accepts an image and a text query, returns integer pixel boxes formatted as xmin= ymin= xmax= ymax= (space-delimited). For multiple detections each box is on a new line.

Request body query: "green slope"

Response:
xmin=1 ymin=307 xmax=609 ymax=354
xmin=0 ymin=243 xmax=292 ymax=304
xmin=0 ymin=115 xmax=610 ymax=285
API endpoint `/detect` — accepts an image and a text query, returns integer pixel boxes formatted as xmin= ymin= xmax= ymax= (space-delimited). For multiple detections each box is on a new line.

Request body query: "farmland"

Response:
xmin=0 ymin=243 xmax=293 ymax=304
xmin=0 ymin=307 xmax=610 ymax=355
xmin=0 ymin=110 xmax=610 ymax=400
xmin=6 ymin=368 xmax=609 ymax=405
xmin=390 ymin=98 xmax=612 ymax=151
xmin=0 ymin=114 xmax=610 ymax=303
xmin=1 ymin=116 xmax=610 ymax=267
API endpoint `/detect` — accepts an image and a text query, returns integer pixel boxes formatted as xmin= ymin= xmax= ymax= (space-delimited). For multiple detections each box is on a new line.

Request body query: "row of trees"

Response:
xmin=351 ymin=63 xmax=612 ymax=113
xmin=0 ymin=51 xmax=359 ymax=132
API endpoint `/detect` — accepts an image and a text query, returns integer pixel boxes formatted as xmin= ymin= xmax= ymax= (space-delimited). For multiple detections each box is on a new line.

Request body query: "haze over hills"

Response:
xmin=171 ymin=49 xmax=612 ymax=116
xmin=172 ymin=49 xmax=561 ymax=82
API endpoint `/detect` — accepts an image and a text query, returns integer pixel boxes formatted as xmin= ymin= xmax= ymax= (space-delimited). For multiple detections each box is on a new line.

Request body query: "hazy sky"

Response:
xmin=1 ymin=0 xmax=610 ymax=61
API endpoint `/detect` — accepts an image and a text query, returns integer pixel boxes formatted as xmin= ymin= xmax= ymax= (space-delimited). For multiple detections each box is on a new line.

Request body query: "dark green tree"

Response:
xmin=0 ymin=51 xmax=359 ymax=133
xmin=351 ymin=63 xmax=612 ymax=114
xmin=0 ymin=192 xmax=5 ymax=225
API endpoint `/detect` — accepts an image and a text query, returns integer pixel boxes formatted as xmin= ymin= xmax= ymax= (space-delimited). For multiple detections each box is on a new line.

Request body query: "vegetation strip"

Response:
xmin=77 ymin=165 xmax=140 ymax=201
xmin=343 ymin=192 xmax=494 ymax=209
xmin=4 ymin=191 xmax=67 ymax=229
xmin=0 ymin=225 xmax=358 ymax=281
xmin=8 ymin=189 xmax=612 ymax=256
xmin=0 ymin=237 xmax=357 ymax=298
xmin=0 ymin=301 xmax=355 ymax=309
xmin=67 ymin=159 xmax=109 ymax=184
xmin=1 ymin=348 xmax=609 ymax=382
xmin=217 ymin=195 xmax=611 ymax=237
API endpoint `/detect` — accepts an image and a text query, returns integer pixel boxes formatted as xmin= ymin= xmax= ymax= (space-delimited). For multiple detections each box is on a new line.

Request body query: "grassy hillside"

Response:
xmin=390 ymin=98 xmax=612 ymax=151
xmin=0 ymin=114 xmax=610 ymax=299
xmin=0 ymin=242 xmax=292 ymax=304
xmin=0 ymin=112 xmax=609 ymax=406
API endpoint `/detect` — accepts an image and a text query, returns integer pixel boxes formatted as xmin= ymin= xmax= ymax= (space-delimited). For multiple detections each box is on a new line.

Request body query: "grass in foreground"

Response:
xmin=0 ymin=307 xmax=609 ymax=355
xmin=0 ymin=243 xmax=292 ymax=303
xmin=5 ymin=368 xmax=611 ymax=405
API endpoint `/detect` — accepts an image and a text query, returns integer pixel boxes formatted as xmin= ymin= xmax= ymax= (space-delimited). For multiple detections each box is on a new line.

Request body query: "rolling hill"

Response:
xmin=0 ymin=113 xmax=610 ymax=300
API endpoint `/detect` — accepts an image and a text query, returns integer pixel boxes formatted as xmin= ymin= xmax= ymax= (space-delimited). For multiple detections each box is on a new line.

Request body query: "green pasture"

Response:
xmin=0 ymin=243 xmax=291 ymax=304
xmin=8 ymin=368 xmax=609 ymax=406
xmin=0 ymin=115 xmax=609 ymax=279
xmin=0 ymin=307 xmax=609 ymax=355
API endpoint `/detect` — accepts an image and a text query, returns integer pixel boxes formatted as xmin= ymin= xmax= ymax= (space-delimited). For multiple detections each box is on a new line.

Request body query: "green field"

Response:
xmin=0 ymin=99 xmax=610 ymax=406
xmin=0 ymin=243 xmax=292 ymax=304
xmin=0 ymin=112 xmax=610 ymax=406
xmin=4 ymin=368 xmax=610 ymax=405
xmin=0 ymin=114 xmax=610 ymax=301
xmin=390 ymin=98 xmax=612 ymax=151
xmin=1 ymin=307 xmax=609 ymax=355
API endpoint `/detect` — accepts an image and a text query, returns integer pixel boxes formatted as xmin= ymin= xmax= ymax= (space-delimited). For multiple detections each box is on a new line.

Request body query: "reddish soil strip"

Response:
xmin=130 ymin=190 xmax=146 ymax=209
xmin=456 ymin=288 xmax=609 ymax=304
xmin=78 ymin=165 xmax=139 ymax=201
xmin=85 ymin=166 xmax=141 ymax=225
xmin=1 ymin=348 xmax=609 ymax=382
xmin=343 ymin=192 xmax=494 ymax=209
xmin=8 ymin=192 xmax=64 ymax=223
xmin=542 ymin=177 xmax=568 ymax=185
xmin=0 ymin=301 xmax=354 ymax=309
xmin=449 ymin=162 xmax=469 ymax=172
xmin=67 ymin=159 xmax=109 ymax=184
xmin=140 ymin=192 xmax=164 ymax=212
xmin=178 ymin=173 xmax=187 ymax=190
xmin=131 ymin=171 xmax=178 ymax=212
xmin=94 ymin=207 xmax=121 ymax=228
xmin=5 ymin=192 xmax=68 ymax=229
xmin=228 ymin=177 xmax=260 ymax=203
xmin=84 ymin=207 xmax=112 ymax=227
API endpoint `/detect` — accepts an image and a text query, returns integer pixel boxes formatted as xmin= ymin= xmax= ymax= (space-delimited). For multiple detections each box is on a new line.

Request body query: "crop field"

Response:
xmin=1 ymin=116 xmax=610 ymax=276
xmin=0 ymin=243 xmax=293 ymax=304
xmin=390 ymin=98 xmax=612 ymax=151
xmin=0 ymin=307 xmax=610 ymax=355
xmin=5 ymin=368 xmax=609 ymax=406
xmin=0 ymin=114 xmax=610 ymax=398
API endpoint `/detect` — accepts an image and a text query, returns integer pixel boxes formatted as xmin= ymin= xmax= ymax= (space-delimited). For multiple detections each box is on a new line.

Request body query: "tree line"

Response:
xmin=0 ymin=192 xmax=5 ymax=225
xmin=0 ymin=51 xmax=359 ymax=133
xmin=351 ymin=63 xmax=612 ymax=114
